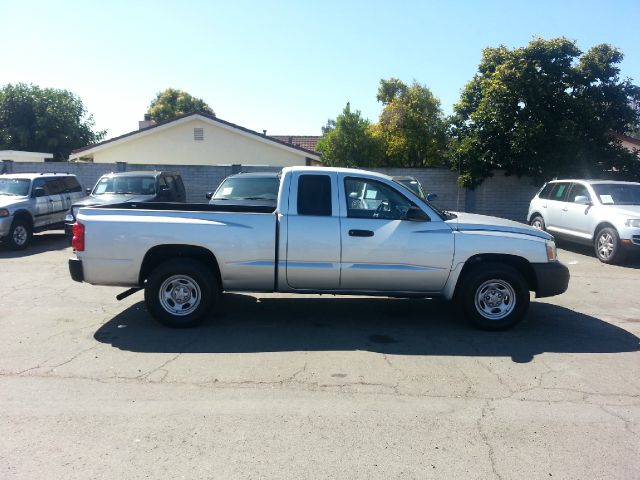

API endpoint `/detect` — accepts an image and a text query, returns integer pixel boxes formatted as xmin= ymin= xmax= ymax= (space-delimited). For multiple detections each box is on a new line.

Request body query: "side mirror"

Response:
xmin=405 ymin=206 xmax=429 ymax=222
xmin=33 ymin=187 xmax=46 ymax=198
xmin=205 ymin=192 xmax=213 ymax=200
xmin=426 ymin=193 xmax=438 ymax=202
xmin=574 ymin=195 xmax=591 ymax=205
xmin=85 ymin=187 xmax=92 ymax=195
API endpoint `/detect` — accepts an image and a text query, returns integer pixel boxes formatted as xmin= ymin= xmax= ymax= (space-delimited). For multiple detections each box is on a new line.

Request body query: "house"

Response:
xmin=615 ymin=133 xmax=640 ymax=156
xmin=270 ymin=135 xmax=321 ymax=152
xmin=69 ymin=112 xmax=321 ymax=167
xmin=0 ymin=150 xmax=53 ymax=162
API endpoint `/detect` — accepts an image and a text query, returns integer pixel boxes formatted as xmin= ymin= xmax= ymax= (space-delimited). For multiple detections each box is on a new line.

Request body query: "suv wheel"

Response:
xmin=530 ymin=215 xmax=545 ymax=231
xmin=459 ymin=262 xmax=530 ymax=330
xmin=594 ymin=227 xmax=624 ymax=264
xmin=144 ymin=258 xmax=217 ymax=328
xmin=6 ymin=219 xmax=32 ymax=250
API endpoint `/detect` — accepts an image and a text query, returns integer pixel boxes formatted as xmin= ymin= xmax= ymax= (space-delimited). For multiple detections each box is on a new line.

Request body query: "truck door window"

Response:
xmin=345 ymin=177 xmax=412 ymax=220
xmin=297 ymin=174 xmax=332 ymax=216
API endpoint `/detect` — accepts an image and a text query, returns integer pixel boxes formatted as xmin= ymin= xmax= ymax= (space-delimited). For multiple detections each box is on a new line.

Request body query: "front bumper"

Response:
xmin=532 ymin=261 xmax=570 ymax=298
xmin=68 ymin=258 xmax=84 ymax=282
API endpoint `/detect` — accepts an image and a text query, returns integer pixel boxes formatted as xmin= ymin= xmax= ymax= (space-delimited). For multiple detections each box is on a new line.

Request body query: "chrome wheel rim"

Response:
xmin=159 ymin=275 xmax=201 ymax=316
xmin=531 ymin=218 xmax=543 ymax=230
xmin=597 ymin=233 xmax=614 ymax=259
xmin=474 ymin=279 xmax=516 ymax=320
xmin=13 ymin=225 xmax=27 ymax=246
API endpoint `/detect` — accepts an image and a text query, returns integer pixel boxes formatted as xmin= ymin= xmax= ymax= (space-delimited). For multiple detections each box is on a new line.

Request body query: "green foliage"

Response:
xmin=372 ymin=78 xmax=448 ymax=167
xmin=0 ymin=83 xmax=106 ymax=161
xmin=147 ymin=88 xmax=214 ymax=123
xmin=315 ymin=103 xmax=383 ymax=168
xmin=450 ymin=37 xmax=640 ymax=188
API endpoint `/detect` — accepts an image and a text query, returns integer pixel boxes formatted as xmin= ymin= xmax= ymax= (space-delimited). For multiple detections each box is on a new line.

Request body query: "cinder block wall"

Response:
xmin=3 ymin=162 xmax=542 ymax=222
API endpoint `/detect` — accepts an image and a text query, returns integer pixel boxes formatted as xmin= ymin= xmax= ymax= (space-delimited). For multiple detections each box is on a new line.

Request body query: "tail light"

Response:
xmin=72 ymin=222 xmax=85 ymax=251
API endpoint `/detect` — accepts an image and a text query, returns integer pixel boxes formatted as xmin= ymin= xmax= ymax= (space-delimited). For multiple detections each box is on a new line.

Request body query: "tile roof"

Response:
xmin=270 ymin=136 xmax=321 ymax=153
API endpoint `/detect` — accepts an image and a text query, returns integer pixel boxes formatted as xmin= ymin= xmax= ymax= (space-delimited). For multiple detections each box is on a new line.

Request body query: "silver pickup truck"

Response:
xmin=68 ymin=166 xmax=569 ymax=330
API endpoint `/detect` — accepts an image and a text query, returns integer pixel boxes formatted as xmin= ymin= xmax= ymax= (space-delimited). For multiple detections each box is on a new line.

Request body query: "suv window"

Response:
xmin=345 ymin=177 xmax=413 ymax=220
xmin=297 ymin=174 xmax=332 ymax=216
xmin=549 ymin=182 xmax=570 ymax=202
xmin=567 ymin=183 xmax=590 ymax=203
xmin=538 ymin=183 xmax=554 ymax=199
xmin=63 ymin=176 xmax=82 ymax=193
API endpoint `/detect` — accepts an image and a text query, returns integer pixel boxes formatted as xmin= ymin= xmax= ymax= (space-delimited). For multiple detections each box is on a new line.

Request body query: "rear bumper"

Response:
xmin=532 ymin=261 xmax=570 ymax=298
xmin=68 ymin=258 xmax=84 ymax=282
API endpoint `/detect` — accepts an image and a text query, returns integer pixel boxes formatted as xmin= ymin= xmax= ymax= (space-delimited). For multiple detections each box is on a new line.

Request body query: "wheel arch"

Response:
xmin=139 ymin=244 xmax=223 ymax=291
xmin=528 ymin=211 xmax=544 ymax=224
xmin=454 ymin=253 xmax=537 ymax=297
xmin=593 ymin=221 xmax=617 ymax=239
xmin=12 ymin=209 xmax=34 ymax=227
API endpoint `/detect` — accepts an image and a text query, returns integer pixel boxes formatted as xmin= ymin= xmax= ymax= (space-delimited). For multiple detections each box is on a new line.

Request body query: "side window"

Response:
xmin=549 ymin=182 xmax=570 ymax=202
xmin=297 ymin=174 xmax=332 ymax=216
xmin=568 ymin=183 xmax=590 ymax=203
xmin=344 ymin=177 xmax=413 ymax=220
xmin=538 ymin=183 xmax=554 ymax=199
xmin=31 ymin=178 xmax=50 ymax=196
xmin=63 ymin=176 xmax=82 ymax=193
xmin=45 ymin=178 xmax=66 ymax=195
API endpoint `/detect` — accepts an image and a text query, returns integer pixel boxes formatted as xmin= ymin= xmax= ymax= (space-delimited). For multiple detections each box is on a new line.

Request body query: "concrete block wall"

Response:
xmin=2 ymin=161 xmax=540 ymax=222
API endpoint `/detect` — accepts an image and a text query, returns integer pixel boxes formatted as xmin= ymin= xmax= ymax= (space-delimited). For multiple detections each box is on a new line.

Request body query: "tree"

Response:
xmin=146 ymin=88 xmax=214 ymax=123
xmin=316 ymin=103 xmax=383 ymax=167
xmin=0 ymin=83 xmax=106 ymax=161
xmin=449 ymin=37 xmax=640 ymax=188
xmin=371 ymin=78 xmax=448 ymax=167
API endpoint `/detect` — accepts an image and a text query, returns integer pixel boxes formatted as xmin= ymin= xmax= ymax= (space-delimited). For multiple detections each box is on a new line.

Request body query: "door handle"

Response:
xmin=48 ymin=199 xmax=54 ymax=202
xmin=542 ymin=204 xmax=547 ymax=208
xmin=562 ymin=207 xmax=568 ymax=212
xmin=349 ymin=229 xmax=374 ymax=237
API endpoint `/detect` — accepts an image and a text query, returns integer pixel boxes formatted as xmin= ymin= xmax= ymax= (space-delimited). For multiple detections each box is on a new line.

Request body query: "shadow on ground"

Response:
xmin=94 ymin=294 xmax=640 ymax=363
xmin=0 ymin=231 xmax=69 ymax=258
xmin=558 ymin=239 xmax=640 ymax=269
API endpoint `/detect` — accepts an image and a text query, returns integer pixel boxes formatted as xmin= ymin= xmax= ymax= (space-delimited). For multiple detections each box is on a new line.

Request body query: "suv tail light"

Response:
xmin=72 ymin=222 xmax=85 ymax=251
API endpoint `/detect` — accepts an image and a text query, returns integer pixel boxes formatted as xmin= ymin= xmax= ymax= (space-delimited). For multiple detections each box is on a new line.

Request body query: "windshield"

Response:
xmin=592 ymin=183 xmax=640 ymax=205
xmin=92 ymin=176 xmax=156 ymax=195
xmin=0 ymin=178 xmax=30 ymax=196
xmin=213 ymin=176 xmax=280 ymax=201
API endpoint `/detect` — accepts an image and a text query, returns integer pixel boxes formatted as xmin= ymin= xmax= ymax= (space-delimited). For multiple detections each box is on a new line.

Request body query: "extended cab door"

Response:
xmin=339 ymin=175 xmax=454 ymax=292
xmin=285 ymin=172 xmax=341 ymax=289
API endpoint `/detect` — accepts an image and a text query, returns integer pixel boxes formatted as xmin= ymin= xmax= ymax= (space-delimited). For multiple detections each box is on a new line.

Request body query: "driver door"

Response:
xmin=339 ymin=176 xmax=454 ymax=292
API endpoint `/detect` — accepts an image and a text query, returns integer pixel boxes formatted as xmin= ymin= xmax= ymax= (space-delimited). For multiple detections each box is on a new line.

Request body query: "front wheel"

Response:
xmin=458 ymin=262 xmax=530 ymax=330
xmin=144 ymin=258 xmax=217 ymax=328
xmin=594 ymin=227 xmax=624 ymax=264
xmin=6 ymin=219 xmax=32 ymax=250
xmin=530 ymin=215 xmax=545 ymax=231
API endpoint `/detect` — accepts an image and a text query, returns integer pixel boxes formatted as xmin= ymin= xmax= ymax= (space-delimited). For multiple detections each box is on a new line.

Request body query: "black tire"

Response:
xmin=6 ymin=219 xmax=32 ymax=250
xmin=594 ymin=227 xmax=624 ymax=264
xmin=458 ymin=262 xmax=530 ymax=331
xmin=144 ymin=258 xmax=217 ymax=328
xmin=529 ymin=215 xmax=545 ymax=231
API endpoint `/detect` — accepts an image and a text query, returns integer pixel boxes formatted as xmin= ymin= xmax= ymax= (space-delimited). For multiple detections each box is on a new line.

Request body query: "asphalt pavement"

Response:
xmin=0 ymin=232 xmax=639 ymax=479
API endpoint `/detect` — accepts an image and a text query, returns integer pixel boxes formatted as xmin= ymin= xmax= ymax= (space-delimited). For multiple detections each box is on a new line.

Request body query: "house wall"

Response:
xmin=86 ymin=119 xmax=310 ymax=167
xmin=4 ymin=161 xmax=541 ymax=221
xmin=0 ymin=152 xmax=51 ymax=162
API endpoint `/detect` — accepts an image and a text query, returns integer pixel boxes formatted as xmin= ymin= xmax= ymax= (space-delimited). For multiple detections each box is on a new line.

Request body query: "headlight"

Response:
xmin=546 ymin=240 xmax=557 ymax=262
xmin=624 ymin=219 xmax=640 ymax=228
xmin=0 ymin=208 xmax=9 ymax=218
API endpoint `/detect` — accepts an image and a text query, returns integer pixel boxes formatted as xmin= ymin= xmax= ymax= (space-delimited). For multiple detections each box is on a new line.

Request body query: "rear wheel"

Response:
xmin=594 ymin=227 xmax=624 ymax=264
xmin=530 ymin=215 xmax=545 ymax=231
xmin=6 ymin=219 xmax=32 ymax=250
xmin=144 ymin=258 xmax=217 ymax=328
xmin=459 ymin=262 xmax=530 ymax=330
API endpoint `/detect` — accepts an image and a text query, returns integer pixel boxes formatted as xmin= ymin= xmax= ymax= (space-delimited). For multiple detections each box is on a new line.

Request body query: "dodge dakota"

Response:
xmin=68 ymin=166 xmax=569 ymax=330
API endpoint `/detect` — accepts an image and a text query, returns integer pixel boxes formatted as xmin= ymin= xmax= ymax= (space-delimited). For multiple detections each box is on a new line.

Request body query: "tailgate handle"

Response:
xmin=349 ymin=229 xmax=374 ymax=237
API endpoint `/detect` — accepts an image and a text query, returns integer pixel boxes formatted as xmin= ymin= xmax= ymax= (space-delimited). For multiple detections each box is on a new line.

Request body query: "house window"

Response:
xmin=194 ymin=128 xmax=204 ymax=141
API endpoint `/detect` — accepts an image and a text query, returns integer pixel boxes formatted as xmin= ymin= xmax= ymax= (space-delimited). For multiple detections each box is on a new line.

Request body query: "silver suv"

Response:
xmin=527 ymin=179 xmax=640 ymax=263
xmin=0 ymin=173 xmax=85 ymax=249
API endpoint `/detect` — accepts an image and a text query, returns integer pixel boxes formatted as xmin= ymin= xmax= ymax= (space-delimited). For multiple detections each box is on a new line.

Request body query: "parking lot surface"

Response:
xmin=1 ymin=232 xmax=639 ymax=479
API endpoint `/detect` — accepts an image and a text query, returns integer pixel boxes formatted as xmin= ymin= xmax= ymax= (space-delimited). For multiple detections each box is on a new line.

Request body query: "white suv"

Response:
xmin=527 ymin=179 xmax=640 ymax=263
xmin=0 ymin=173 xmax=85 ymax=249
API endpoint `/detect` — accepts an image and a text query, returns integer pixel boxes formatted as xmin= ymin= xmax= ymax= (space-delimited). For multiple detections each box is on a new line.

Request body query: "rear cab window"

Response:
xmin=297 ymin=174 xmax=332 ymax=216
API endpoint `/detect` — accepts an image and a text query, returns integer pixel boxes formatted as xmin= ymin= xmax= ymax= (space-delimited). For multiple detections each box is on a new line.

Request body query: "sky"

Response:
xmin=1 ymin=0 xmax=639 ymax=139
